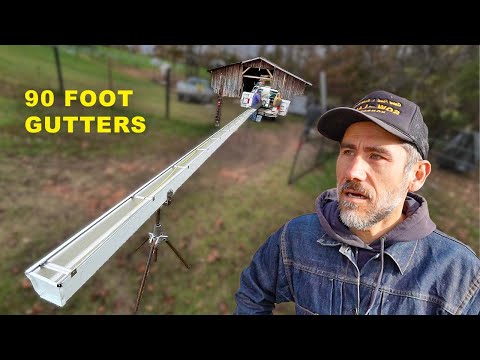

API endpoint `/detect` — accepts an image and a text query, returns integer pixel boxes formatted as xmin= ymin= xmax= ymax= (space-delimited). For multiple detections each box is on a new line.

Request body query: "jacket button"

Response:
xmin=352 ymin=308 xmax=358 ymax=315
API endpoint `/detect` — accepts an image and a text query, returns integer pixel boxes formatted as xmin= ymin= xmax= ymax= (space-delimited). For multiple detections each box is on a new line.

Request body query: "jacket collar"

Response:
xmin=317 ymin=235 xmax=419 ymax=274
xmin=383 ymin=240 xmax=419 ymax=274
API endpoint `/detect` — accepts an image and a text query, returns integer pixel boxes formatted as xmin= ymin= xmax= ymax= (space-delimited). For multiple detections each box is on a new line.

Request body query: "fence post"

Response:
xmin=166 ymin=67 xmax=171 ymax=120
xmin=107 ymin=57 xmax=113 ymax=90
xmin=53 ymin=46 xmax=64 ymax=95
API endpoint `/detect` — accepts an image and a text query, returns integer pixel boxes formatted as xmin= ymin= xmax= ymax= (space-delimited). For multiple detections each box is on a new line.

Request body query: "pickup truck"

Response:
xmin=176 ymin=76 xmax=215 ymax=104
xmin=240 ymin=85 xmax=290 ymax=121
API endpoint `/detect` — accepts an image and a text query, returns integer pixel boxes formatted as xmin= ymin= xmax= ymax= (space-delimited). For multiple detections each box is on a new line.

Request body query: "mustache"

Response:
xmin=339 ymin=181 xmax=372 ymax=199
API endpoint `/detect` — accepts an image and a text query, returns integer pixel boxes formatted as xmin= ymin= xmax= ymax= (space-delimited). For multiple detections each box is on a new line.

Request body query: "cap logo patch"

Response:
xmin=354 ymin=98 xmax=402 ymax=116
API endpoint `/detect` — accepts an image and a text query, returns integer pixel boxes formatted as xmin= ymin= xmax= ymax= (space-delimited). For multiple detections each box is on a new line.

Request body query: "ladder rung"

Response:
xmin=41 ymin=262 xmax=73 ymax=275
xmin=134 ymin=195 xmax=155 ymax=201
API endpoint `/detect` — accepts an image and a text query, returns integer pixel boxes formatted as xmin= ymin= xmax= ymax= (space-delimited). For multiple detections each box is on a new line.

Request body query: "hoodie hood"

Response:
xmin=315 ymin=188 xmax=436 ymax=250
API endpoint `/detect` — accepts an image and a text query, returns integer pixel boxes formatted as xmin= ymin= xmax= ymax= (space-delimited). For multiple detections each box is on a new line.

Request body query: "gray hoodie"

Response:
xmin=315 ymin=188 xmax=437 ymax=269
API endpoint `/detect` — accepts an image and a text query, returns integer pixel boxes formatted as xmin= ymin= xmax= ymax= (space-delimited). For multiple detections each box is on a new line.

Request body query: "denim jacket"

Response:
xmin=234 ymin=190 xmax=480 ymax=315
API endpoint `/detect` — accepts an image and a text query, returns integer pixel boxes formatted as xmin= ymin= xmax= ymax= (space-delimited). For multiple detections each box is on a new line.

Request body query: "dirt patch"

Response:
xmin=218 ymin=168 xmax=249 ymax=183
xmin=114 ymin=65 xmax=177 ymax=86
xmin=205 ymin=121 xmax=303 ymax=186
xmin=116 ymin=66 xmax=158 ymax=82
xmin=40 ymin=158 xmax=172 ymax=218
xmin=0 ymin=79 xmax=18 ymax=98
xmin=42 ymin=182 xmax=128 ymax=218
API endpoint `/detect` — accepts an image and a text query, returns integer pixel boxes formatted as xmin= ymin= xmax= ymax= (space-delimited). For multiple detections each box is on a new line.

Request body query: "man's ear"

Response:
xmin=408 ymin=160 xmax=431 ymax=192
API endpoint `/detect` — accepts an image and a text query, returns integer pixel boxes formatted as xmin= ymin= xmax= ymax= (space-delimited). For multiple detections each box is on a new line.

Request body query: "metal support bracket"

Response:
xmin=133 ymin=205 xmax=190 ymax=314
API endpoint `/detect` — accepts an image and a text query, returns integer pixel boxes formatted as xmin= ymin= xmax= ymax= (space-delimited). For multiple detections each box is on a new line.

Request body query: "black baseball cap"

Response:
xmin=316 ymin=90 xmax=429 ymax=159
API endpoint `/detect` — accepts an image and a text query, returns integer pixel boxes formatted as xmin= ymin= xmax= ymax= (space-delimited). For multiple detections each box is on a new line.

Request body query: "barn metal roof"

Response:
xmin=208 ymin=56 xmax=312 ymax=86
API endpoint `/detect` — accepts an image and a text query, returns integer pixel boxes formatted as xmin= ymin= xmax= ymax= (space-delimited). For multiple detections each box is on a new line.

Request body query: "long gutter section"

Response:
xmin=25 ymin=108 xmax=256 ymax=307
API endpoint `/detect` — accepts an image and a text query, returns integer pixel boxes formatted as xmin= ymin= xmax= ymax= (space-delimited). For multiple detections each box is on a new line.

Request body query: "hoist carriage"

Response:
xmin=240 ymin=84 xmax=290 ymax=122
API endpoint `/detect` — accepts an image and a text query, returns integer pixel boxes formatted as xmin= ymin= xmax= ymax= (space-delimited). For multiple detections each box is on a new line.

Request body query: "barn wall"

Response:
xmin=272 ymin=70 xmax=307 ymax=101
xmin=210 ymin=63 xmax=243 ymax=98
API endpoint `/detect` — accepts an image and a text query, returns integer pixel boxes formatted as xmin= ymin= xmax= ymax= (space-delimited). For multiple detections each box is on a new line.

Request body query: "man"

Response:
xmin=249 ymin=89 xmax=262 ymax=121
xmin=273 ymin=92 xmax=282 ymax=108
xmin=234 ymin=90 xmax=480 ymax=315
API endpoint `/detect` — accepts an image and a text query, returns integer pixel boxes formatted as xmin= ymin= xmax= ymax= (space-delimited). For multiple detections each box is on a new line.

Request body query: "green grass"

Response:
xmin=0 ymin=45 xmax=227 ymax=159
xmin=418 ymin=173 xmax=480 ymax=253
xmin=0 ymin=45 xmax=477 ymax=315
xmin=63 ymin=45 xmax=159 ymax=69
xmin=296 ymin=157 xmax=337 ymax=194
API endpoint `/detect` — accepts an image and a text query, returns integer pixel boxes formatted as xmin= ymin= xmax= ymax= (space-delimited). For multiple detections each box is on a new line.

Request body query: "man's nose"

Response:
xmin=345 ymin=156 xmax=367 ymax=182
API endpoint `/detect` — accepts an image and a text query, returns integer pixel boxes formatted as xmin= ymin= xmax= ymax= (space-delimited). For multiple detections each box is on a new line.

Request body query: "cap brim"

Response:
xmin=317 ymin=107 xmax=412 ymax=143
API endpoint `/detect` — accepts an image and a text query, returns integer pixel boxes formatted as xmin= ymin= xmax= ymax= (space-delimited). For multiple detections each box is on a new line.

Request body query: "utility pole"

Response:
xmin=319 ymin=71 xmax=327 ymax=113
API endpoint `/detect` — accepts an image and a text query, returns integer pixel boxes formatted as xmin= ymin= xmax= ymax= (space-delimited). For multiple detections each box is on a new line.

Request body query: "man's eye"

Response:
xmin=370 ymin=154 xmax=383 ymax=160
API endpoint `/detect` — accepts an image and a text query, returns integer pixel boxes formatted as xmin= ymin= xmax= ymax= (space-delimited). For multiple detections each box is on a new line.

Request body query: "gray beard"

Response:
xmin=338 ymin=183 xmax=408 ymax=231
xmin=339 ymin=198 xmax=401 ymax=231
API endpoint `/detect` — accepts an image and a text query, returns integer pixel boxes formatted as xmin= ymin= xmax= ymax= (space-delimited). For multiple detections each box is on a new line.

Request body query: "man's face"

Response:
xmin=336 ymin=121 xmax=411 ymax=231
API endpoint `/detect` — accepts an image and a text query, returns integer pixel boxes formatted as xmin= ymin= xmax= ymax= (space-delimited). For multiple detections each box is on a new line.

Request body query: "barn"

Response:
xmin=207 ymin=56 xmax=312 ymax=126
xmin=208 ymin=56 xmax=312 ymax=101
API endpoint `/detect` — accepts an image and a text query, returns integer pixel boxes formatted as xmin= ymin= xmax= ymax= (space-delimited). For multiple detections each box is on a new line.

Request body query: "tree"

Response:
xmin=153 ymin=45 xmax=185 ymax=72
xmin=317 ymin=45 xmax=479 ymax=136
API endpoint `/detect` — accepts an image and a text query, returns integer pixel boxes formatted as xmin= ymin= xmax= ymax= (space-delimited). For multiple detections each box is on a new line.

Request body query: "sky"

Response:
xmin=139 ymin=45 xmax=260 ymax=58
